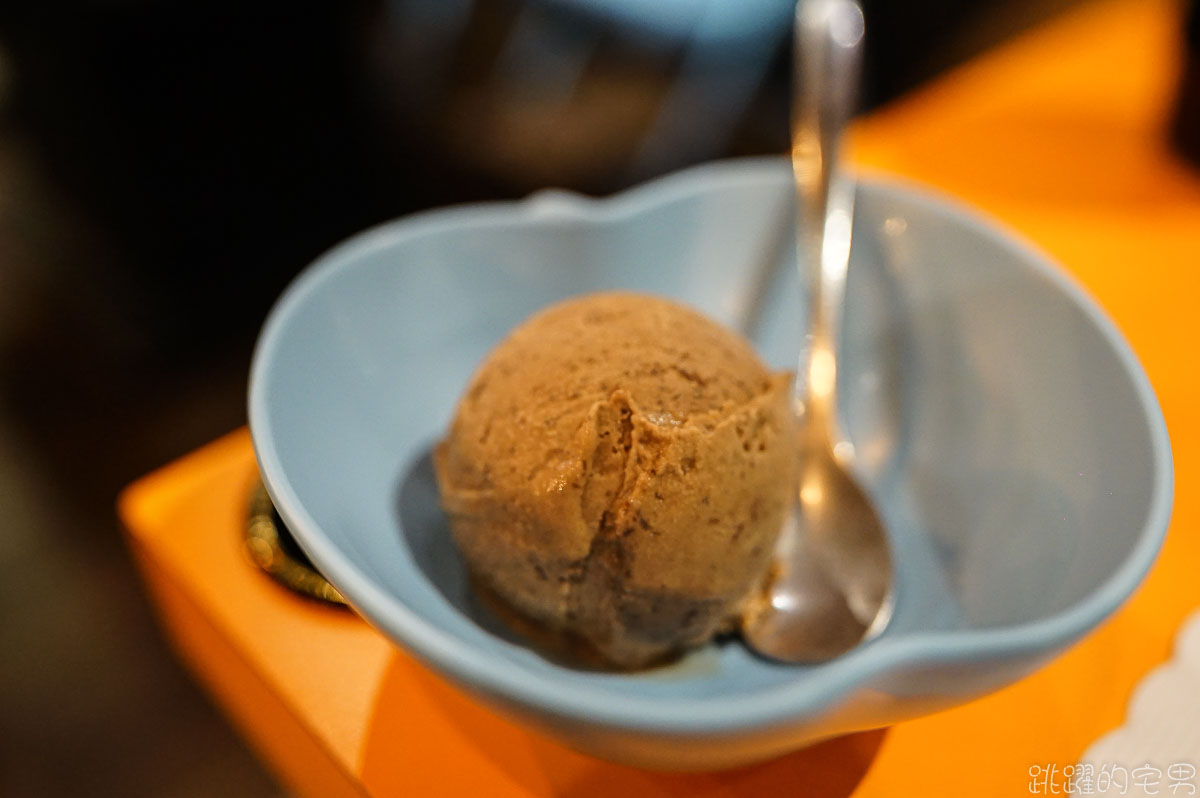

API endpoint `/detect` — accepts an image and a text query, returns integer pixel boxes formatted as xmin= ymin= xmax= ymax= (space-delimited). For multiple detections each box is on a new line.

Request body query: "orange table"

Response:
xmin=121 ymin=0 xmax=1200 ymax=794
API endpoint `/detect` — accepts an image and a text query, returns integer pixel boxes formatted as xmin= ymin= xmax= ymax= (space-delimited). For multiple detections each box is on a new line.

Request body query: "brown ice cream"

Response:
xmin=433 ymin=292 xmax=797 ymax=668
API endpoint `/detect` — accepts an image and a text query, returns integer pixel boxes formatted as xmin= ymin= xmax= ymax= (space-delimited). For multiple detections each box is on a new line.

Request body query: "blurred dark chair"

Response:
xmin=498 ymin=0 xmax=793 ymax=178
xmin=381 ymin=0 xmax=793 ymax=188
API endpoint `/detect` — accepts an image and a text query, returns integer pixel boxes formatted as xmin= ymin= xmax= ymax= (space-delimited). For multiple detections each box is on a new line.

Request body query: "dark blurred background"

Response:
xmin=0 ymin=0 xmax=1156 ymax=794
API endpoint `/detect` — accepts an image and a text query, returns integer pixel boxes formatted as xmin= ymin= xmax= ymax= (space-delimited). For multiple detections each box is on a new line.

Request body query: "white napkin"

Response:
xmin=1065 ymin=610 xmax=1200 ymax=796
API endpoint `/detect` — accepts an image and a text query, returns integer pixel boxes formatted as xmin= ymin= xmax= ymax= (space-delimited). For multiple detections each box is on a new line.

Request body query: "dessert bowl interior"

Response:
xmin=249 ymin=158 xmax=1171 ymax=766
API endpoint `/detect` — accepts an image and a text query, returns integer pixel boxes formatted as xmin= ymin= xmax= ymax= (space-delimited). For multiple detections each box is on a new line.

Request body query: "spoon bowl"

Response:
xmin=744 ymin=440 xmax=894 ymax=661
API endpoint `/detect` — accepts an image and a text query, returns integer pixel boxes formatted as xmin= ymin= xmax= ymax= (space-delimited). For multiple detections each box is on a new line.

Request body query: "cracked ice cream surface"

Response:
xmin=433 ymin=292 xmax=797 ymax=668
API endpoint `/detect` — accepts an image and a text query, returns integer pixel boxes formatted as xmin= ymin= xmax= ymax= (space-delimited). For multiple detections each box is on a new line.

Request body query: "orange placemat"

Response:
xmin=122 ymin=0 xmax=1199 ymax=794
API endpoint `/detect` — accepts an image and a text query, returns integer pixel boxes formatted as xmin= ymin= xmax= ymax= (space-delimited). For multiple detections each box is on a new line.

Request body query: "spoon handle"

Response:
xmin=792 ymin=0 xmax=863 ymax=434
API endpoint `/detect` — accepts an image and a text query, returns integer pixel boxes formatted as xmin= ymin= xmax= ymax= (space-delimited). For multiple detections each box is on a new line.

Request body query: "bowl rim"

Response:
xmin=249 ymin=157 xmax=1174 ymax=734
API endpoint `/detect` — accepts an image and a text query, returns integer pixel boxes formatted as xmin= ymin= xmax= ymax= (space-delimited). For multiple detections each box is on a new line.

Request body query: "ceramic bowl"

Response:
xmin=249 ymin=158 xmax=1172 ymax=770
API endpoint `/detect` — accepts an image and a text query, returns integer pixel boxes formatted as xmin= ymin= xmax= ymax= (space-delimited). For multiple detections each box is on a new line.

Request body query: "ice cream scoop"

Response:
xmin=434 ymin=292 xmax=797 ymax=668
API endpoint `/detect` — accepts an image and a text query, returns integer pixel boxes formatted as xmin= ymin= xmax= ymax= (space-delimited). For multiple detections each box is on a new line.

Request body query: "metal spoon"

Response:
xmin=740 ymin=0 xmax=893 ymax=662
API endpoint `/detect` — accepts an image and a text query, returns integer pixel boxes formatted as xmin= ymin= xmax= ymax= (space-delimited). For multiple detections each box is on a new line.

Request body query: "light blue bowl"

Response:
xmin=249 ymin=158 xmax=1172 ymax=770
